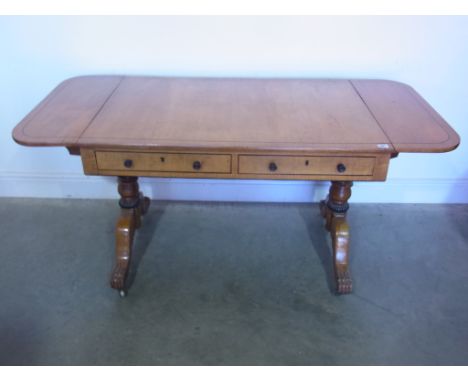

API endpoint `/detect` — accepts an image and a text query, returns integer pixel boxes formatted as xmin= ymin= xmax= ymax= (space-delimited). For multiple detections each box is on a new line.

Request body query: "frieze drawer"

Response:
xmin=238 ymin=155 xmax=375 ymax=176
xmin=95 ymin=151 xmax=232 ymax=174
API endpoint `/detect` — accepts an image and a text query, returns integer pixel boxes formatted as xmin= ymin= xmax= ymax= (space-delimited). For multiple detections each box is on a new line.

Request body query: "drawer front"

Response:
xmin=95 ymin=151 xmax=232 ymax=174
xmin=238 ymin=155 xmax=375 ymax=176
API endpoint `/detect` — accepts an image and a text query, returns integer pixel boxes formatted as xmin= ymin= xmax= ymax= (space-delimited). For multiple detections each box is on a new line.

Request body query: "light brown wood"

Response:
xmin=238 ymin=155 xmax=375 ymax=176
xmin=76 ymin=77 xmax=392 ymax=153
xmin=80 ymin=148 xmax=98 ymax=174
xmin=13 ymin=75 xmax=459 ymax=156
xmin=95 ymin=151 xmax=232 ymax=174
xmin=112 ymin=176 xmax=150 ymax=295
xmin=11 ymin=75 xmax=461 ymax=296
xmin=13 ymin=76 xmax=122 ymax=146
xmin=81 ymin=148 xmax=390 ymax=181
xmin=351 ymin=80 xmax=459 ymax=153
xmin=320 ymin=181 xmax=353 ymax=294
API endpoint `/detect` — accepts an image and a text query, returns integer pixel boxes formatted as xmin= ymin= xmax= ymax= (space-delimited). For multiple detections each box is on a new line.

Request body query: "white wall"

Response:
xmin=1 ymin=16 xmax=467 ymax=203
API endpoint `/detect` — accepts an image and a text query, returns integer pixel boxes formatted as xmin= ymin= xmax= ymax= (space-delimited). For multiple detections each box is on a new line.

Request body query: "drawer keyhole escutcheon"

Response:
xmin=193 ymin=160 xmax=202 ymax=170
xmin=160 ymin=157 xmax=165 ymax=163
xmin=124 ymin=159 xmax=133 ymax=168
xmin=305 ymin=160 xmax=309 ymax=166
xmin=269 ymin=162 xmax=278 ymax=172
xmin=337 ymin=163 xmax=346 ymax=173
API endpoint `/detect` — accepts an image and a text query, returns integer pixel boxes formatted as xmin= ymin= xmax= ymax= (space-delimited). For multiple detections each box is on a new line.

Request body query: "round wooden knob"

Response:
xmin=193 ymin=160 xmax=202 ymax=170
xmin=269 ymin=162 xmax=278 ymax=172
xmin=337 ymin=163 xmax=346 ymax=173
xmin=124 ymin=159 xmax=133 ymax=168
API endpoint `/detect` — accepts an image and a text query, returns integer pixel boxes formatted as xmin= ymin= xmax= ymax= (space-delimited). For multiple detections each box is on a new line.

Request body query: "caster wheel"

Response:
xmin=119 ymin=290 xmax=127 ymax=298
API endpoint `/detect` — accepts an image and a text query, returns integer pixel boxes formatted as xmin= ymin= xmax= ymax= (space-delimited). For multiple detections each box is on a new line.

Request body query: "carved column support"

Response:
xmin=110 ymin=176 xmax=150 ymax=296
xmin=320 ymin=181 xmax=353 ymax=294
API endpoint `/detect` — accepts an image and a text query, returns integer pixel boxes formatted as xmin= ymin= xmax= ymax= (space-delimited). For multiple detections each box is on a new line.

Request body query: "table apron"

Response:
xmin=81 ymin=148 xmax=390 ymax=181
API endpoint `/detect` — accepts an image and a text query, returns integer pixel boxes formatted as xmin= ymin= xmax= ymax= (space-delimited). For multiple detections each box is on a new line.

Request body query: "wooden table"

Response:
xmin=12 ymin=76 xmax=460 ymax=296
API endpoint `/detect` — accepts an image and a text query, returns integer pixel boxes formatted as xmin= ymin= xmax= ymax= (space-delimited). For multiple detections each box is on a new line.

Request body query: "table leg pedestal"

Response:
xmin=320 ymin=181 xmax=353 ymax=294
xmin=110 ymin=176 xmax=150 ymax=297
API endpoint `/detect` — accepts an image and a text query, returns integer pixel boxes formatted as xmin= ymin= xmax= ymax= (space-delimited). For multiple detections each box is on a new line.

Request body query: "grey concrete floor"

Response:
xmin=0 ymin=198 xmax=467 ymax=365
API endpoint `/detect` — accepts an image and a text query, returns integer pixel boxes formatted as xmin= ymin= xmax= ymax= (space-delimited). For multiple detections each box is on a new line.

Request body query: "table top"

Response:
xmin=12 ymin=75 xmax=459 ymax=155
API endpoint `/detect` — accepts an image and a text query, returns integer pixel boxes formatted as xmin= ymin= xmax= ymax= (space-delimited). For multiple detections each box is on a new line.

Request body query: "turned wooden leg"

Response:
xmin=110 ymin=176 xmax=150 ymax=297
xmin=320 ymin=181 xmax=353 ymax=294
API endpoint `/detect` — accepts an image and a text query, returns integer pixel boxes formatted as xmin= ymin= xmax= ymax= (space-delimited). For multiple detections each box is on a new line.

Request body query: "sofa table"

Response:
xmin=12 ymin=76 xmax=459 ymax=296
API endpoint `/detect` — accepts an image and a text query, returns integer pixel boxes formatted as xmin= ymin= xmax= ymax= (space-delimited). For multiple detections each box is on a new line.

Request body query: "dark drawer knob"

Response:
xmin=337 ymin=163 xmax=346 ymax=173
xmin=269 ymin=162 xmax=278 ymax=172
xmin=124 ymin=159 xmax=133 ymax=168
xmin=193 ymin=160 xmax=202 ymax=170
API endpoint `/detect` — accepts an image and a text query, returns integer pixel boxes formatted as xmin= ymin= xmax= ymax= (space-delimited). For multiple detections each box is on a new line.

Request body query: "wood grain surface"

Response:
xmin=12 ymin=75 xmax=459 ymax=154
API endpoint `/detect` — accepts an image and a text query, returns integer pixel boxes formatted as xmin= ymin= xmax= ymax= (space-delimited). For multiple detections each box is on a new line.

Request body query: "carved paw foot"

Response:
xmin=111 ymin=264 xmax=128 ymax=290
xmin=335 ymin=269 xmax=352 ymax=294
